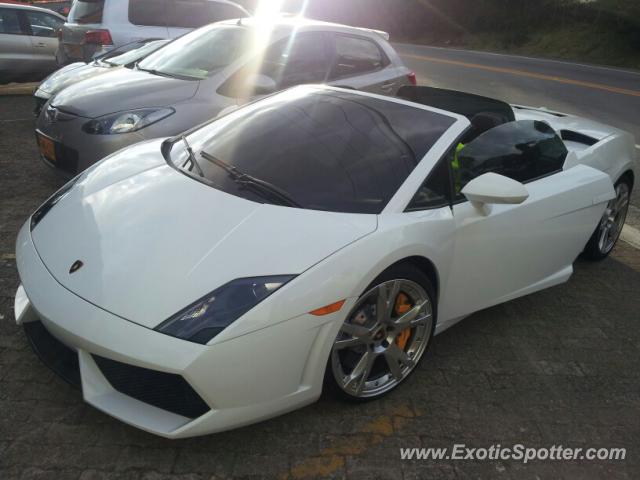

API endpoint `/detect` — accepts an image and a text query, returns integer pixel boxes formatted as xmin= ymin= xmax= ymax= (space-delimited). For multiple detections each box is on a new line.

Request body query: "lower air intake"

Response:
xmin=92 ymin=355 xmax=210 ymax=419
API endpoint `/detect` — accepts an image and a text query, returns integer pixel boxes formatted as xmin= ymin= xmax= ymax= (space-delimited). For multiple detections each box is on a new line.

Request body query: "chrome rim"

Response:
xmin=331 ymin=279 xmax=433 ymax=398
xmin=598 ymin=182 xmax=630 ymax=254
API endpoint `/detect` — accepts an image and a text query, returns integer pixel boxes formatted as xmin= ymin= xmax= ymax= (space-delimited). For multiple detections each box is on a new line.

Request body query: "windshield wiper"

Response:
xmin=199 ymin=151 xmax=300 ymax=208
xmin=135 ymin=64 xmax=198 ymax=81
xmin=180 ymin=135 xmax=204 ymax=177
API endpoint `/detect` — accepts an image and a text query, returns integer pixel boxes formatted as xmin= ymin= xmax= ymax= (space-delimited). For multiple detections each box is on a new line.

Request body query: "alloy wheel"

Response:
xmin=331 ymin=279 xmax=433 ymax=398
xmin=598 ymin=182 xmax=630 ymax=254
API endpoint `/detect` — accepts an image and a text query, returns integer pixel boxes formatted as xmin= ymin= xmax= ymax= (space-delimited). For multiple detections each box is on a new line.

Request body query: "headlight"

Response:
xmin=155 ymin=275 xmax=295 ymax=344
xmin=82 ymin=108 xmax=174 ymax=135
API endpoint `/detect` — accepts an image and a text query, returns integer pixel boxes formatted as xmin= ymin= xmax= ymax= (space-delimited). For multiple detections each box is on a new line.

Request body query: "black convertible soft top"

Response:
xmin=397 ymin=86 xmax=515 ymax=122
xmin=397 ymin=86 xmax=515 ymax=143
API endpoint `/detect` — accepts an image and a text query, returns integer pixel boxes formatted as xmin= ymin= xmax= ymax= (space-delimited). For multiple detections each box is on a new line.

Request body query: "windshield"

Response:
xmin=103 ymin=39 xmax=170 ymax=66
xmin=137 ymin=24 xmax=251 ymax=80
xmin=168 ymin=88 xmax=456 ymax=214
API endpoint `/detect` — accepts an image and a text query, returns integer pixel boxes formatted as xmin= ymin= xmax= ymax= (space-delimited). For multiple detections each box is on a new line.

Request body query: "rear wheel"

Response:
xmin=326 ymin=264 xmax=435 ymax=401
xmin=583 ymin=179 xmax=631 ymax=261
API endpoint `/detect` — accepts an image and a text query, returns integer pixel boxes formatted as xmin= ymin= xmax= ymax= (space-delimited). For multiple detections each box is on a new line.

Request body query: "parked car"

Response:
xmin=34 ymin=38 xmax=171 ymax=114
xmin=16 ymin=85 xmax=635 ymax=437
xmin=0 ymin=2 xmax=64 ymax=82
xmin=57 ymin=0 xmax=249 ymax=64
xmin=35 ymin=16 xmax=416 ymax=175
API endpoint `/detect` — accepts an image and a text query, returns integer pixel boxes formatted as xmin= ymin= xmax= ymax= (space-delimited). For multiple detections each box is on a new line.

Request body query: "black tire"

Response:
xmin=582 ymin=177 xmax=632 ymax=261
xmin=324 ymin=262 xmax=437 ymax=402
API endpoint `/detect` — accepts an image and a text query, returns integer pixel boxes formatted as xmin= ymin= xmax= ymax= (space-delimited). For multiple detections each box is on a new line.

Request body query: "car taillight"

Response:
xmin=407 ymin=72 xmax=417 ymax=86
xmin=84 ymin=29 xmax=113 ymax=46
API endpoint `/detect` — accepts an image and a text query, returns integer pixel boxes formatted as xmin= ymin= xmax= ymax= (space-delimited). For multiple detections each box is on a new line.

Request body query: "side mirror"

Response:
xmin=461 ymin=173 xmax=529 ymax=207
xmin=245 ymin=73 xmax=277 ymax=96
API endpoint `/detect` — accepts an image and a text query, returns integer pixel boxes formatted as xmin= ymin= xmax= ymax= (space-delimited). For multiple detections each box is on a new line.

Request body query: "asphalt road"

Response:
xmin=395 ymin=44 xmax=640 ymax=209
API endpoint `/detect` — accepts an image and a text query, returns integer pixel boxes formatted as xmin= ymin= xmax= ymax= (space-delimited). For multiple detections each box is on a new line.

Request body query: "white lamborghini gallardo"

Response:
xmin=15 ymin=85 xmax=635 ymax=437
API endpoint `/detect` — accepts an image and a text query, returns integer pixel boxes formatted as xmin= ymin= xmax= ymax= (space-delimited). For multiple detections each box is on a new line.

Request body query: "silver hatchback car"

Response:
xmin=0 ymin=2 xmax=64 ymax=82
xmin=36 ymin=16 xmax=416 ymax=175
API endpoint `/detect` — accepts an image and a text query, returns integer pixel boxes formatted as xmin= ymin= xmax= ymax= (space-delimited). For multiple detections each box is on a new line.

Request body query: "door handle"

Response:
xmin=35 ymin=42 xmax=47 ymax=47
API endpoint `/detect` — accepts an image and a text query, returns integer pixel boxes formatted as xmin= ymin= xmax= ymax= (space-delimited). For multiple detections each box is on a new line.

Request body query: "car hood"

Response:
xmin=50 ymin=68 xmax=200 ymax=118
xmin=30 ymin=140 xmax=377 ymax=329
xmin=38 ymin=62 xmax=110 ymax=96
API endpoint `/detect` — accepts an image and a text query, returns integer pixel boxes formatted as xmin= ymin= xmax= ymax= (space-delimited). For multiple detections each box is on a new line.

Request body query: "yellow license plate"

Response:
xmin=37 ymin=134 xmax=56 ymax=163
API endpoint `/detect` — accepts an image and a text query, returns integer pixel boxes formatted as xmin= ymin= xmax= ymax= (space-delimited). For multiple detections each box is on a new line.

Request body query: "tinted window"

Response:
xmin=455 ymin=120 xmax=568 ymax=198
xmin=69 ymin=0 xmax=104 ymax=24
xmin=138 ymin=24 xmax=250 ymax=79
xmin=172 ymin=89 xmax=456 ymax=214
xmin=330 ymin=35 xmax=387 ymax=78
xmin=167 ymin=0 xmax=247 ymax=28
xmin=219 ymin=32 xmax=330 ymax=96
xmin=25 ymin=11 xmax=63 ymax=37
xmin=129 ymin=0 xmax=167 ymax=26
xmin=408 ymin=149 xmax=454 ymax=211
xmin=0 ymin=8 xmax=22 ymax=34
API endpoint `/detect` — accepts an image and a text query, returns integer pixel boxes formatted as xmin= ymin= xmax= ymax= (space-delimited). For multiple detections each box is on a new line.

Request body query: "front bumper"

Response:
xmin=15 ymin=222 xmax=339 ymax=437
xmin=35 ymin=113 xmax=151 ymax=175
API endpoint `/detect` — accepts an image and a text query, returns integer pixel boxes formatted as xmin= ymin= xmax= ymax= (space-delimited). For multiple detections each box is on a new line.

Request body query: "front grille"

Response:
xmin=23 ymin=321 xmax=81 ymax=388
xmin=93 ymin=355 xmax=210 ymax=419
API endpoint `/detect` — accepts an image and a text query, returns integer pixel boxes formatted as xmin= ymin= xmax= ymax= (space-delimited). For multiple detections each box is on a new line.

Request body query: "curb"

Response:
xmin=0 ymin=83 xmax=38 ymax=96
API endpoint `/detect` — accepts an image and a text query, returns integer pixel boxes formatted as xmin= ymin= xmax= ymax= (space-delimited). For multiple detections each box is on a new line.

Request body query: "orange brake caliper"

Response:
xmin=394 ymin=293 xmax=412 ymax=350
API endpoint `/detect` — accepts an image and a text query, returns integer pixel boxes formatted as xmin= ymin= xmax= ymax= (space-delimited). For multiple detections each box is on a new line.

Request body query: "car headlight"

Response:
xmin=82 ymin=108 xmax=174 ymax=135
xmin=155 ymin=275 xmax=295 ymax=344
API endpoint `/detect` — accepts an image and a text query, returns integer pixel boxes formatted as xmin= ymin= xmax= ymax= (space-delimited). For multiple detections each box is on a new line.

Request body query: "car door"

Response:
xmin=326 ymin=33 xmax=399 ymax=95
xmin=0 ymin=7 xmax=33 ymax=80
xmin=434 ymin=120 xmax=615 ymax=321
xmin=22 ymin=9 xmax=63 ymax=72
xmin=216 ymin=32 xmax=333 ymax=100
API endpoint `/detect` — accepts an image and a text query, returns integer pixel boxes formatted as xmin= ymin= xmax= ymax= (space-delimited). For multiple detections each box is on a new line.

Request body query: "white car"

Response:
xmin=15 ymin=86 xmax=635 ymax=438
xmin=57 ymin=0 xmax=249 ymax=64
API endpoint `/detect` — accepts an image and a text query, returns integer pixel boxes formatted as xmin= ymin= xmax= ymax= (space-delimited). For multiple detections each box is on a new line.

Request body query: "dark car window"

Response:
xmin=24 ymin=11 xmax=63 ymax=37
xmin=330 ymin=34 xmax=388 ymax=79
xmin=0 ymin=8 xmax=23 ymax=34
xmin=129 ymin=0 xmax=167 ymax=26
xmin=407 ymin=148 xmax=454 ymax=211
xmin=167 ymin=0 xmax=247 ymax=28
xmin=454 ymin=120 xmax=568 ymax=199
xmin=173 ymin=89 xmax=456 ymax=214
xmin=218 ymin=32 xmax=331 ymax=97
xmin=68 ymin=0 xmax=104 ymax=24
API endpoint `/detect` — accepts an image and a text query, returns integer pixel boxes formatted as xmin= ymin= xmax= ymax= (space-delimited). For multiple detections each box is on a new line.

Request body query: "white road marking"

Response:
xmin=621 ymin=225 xmax=640 ymax=250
